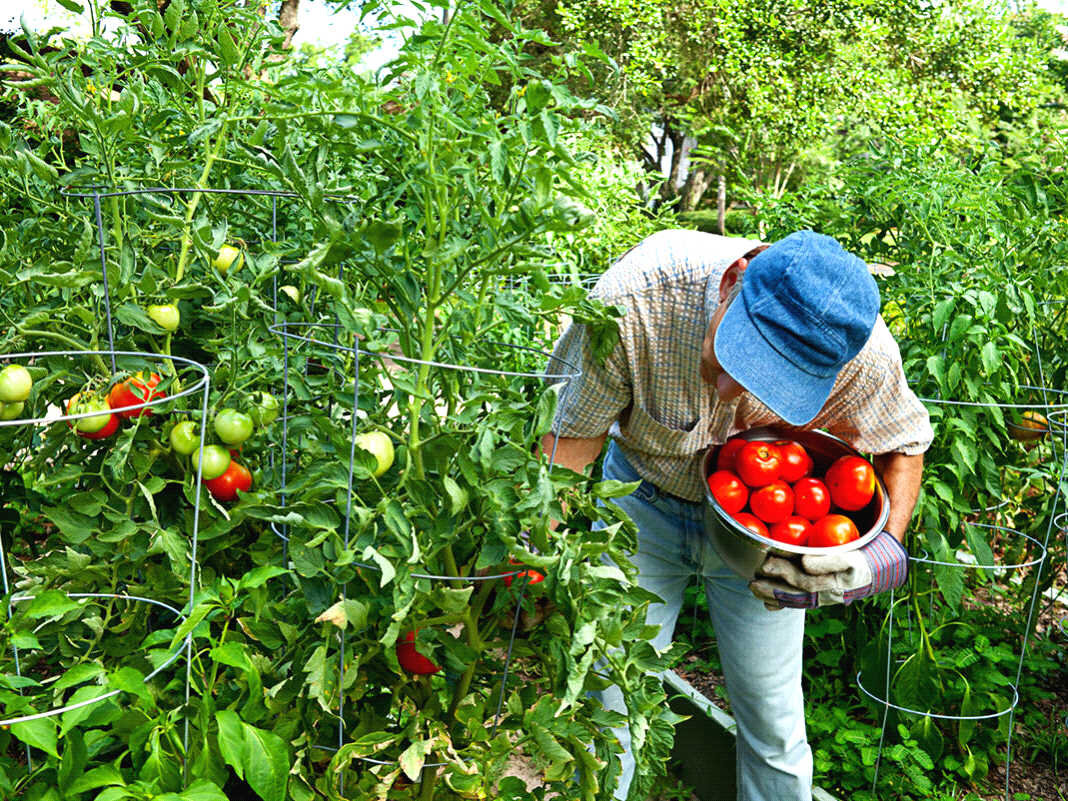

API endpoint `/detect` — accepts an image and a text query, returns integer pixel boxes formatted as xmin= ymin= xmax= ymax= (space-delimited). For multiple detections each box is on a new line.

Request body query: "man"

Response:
xmin=543 ymin=229 xmax=932 ymax=800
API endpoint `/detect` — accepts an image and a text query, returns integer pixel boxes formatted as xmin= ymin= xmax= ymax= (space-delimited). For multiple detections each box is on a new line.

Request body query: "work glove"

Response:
xmin=749 ymin=530 xmax=908 ymax=611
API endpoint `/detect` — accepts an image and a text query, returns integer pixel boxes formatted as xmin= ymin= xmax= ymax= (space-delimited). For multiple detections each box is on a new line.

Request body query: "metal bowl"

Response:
xmin=701 ymin=426 xmax=890 ymax=579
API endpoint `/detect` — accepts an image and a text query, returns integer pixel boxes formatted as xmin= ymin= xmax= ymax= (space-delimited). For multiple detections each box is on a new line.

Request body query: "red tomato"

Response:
xmin=809 ymin=514 xmax=860 ymax=547
xmin=715 ymin=438 xmax=747 ymax=472
xmin=735 ymin=441 xmax=782 ymax=488
xmin=80 ymin=413 xmax=120 ymax=440
xmin=204 ymin=460 xmax=253 ymax=502
xmin=749 ymin=480 xmax=795 ymax=524
xmin=793 ymin=478 xmax=831 ymax=522
xmin=824 ymin=455 xmax=876 ymax=511
xmin=731 ymin=512 xmax=769 ymax=538
xmin=503 ymin=559 xmax=545 ymax=588
xmin=773 ymin=440 xmax=813 ymax=483
xmin=396 ymin=630 xmax=441 ymax=675
xmin=108 ymin=372 xmax=165 ymax=419
xmin=768 ymin=516 xmax=813 ymax=546
xmin=707 ymin=469 xmax=749 ymax=514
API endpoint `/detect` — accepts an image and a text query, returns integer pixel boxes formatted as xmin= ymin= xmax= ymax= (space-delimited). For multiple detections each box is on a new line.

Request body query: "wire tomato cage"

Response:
xmin=267 ymin=320 xmax=581 ymax=788
xmin=856 ymin=386 xmax=1068 ymax=800
xmin=0 ymin=349 xmax=211 ymax=771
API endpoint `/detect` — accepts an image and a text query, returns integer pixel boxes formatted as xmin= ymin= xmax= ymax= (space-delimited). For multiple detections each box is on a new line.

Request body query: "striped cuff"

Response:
xmin=843 ymin=530 xmax=909 ymax=603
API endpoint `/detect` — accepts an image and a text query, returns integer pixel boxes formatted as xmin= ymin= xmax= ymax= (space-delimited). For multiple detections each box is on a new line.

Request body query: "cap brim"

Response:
xmin=714 ymin=298 xmax=835 ymax=426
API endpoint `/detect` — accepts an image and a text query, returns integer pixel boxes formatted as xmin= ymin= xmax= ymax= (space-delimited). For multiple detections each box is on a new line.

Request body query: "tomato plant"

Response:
xmin=735 ymin=441 xmax=782 ymax=487
xmin=707 ymin=469 xmax=748 ymax=514
xmin=824 ymin=455 xmax=876 ymax=511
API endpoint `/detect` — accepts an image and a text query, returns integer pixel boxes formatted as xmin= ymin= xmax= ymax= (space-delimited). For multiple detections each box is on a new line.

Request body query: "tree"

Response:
xmin=517 ymin=0 xmax=1062 ymax=221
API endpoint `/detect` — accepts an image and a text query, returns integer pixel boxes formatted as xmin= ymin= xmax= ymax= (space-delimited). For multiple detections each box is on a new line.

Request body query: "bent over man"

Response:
xmin=545 ymin=229 xmax=933 ymax=800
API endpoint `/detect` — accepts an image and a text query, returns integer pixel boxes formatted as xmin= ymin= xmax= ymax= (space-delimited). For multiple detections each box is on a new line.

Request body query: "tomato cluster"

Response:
xmin=707 ymin=437 xmax=877 ymax=548
xmin=67 ymin=372 xmax=166 ymax=442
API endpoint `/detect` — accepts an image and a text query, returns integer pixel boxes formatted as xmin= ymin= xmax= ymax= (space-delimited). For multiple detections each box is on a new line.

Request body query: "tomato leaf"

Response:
xmin=215 ymin=710 xmax=289 ymax=801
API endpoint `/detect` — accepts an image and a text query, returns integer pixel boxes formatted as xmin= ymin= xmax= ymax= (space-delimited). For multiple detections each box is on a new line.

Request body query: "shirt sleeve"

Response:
xmin=816 ymin=321 xmax=933 ymax=456
xmin=548 ymin=317 xmax=632 ymax=439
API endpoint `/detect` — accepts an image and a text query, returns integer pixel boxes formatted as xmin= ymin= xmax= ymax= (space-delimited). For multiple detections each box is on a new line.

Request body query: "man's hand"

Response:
xmin=749 ymin=530 xmax=908 ymax=610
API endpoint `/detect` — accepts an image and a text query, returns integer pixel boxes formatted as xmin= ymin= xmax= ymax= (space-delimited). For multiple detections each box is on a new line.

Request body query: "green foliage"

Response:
xmin=0 ymin=0 xmax=676 ymax=798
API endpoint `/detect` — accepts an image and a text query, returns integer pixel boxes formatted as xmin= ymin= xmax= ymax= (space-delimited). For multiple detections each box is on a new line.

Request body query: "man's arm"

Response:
xmin=873 ymin=451 xmax=924 ymax=542
xmin=540 ymin=432 xmax=607 ymax=476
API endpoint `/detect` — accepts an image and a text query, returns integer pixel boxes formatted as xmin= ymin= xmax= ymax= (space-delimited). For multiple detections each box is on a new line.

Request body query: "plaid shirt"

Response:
xmin=550 ymin=229 xmax=934 ymax=502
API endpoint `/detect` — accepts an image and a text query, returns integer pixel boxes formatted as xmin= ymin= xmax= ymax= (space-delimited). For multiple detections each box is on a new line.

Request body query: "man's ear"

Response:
xmin=718 ymin=257 xmax=748 ymax=303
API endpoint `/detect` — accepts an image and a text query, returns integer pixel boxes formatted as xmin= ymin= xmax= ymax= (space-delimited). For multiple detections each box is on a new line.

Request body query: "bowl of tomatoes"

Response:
xmin=701 ymin=426 xmax=889 ymax=579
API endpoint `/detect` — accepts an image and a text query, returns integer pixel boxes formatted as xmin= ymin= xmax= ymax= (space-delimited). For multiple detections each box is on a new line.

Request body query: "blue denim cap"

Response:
xmin=714 ymin=230 xmax=880 ymax=426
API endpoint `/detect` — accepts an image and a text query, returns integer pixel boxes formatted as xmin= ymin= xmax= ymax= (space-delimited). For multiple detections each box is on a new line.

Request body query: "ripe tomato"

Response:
xmin=204 ymin=460 xmax=252 ymax=502
xmin=749 ymin=480 xmax=795 ymax=524
xmin=768 ymin=516 xmax=813 ymax=546
xmin=0 ymin=365 xmax=32 ymax=403
xmin=503 ymin=559 xmax=545 ymax=588
xmin=396 ymin=630 xmax=441 ymax=675
xmin=735 ymin=441 xmax=782 ymax=488
xmin=707 ymin=469 xmax=749 ymax=514
xmin=809 ymin=514 xmax=860 ymax=547
xmin=108 ymin=372 xmax=164 ymax=418
xmin=824 ymin=455 xmax=876 ymax=511
xmin=715 ymin=438 xmax=747 ymax=472
xmin=793 ymin=477 xmax=831 ymax=522
xmin=731 ymin=511 xmax=769 ymax=538
xmin=214 ymin=408 xmax=254 ymax=445
xmin=773 ymin=440 xmax=813 ymax=483
xmin=192 ymin=444 xmax=232 ymax=480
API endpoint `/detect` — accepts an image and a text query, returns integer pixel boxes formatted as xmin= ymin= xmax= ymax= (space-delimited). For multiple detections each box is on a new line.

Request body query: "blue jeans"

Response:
xmin=596 ymin=442 xmax=813 ymax=801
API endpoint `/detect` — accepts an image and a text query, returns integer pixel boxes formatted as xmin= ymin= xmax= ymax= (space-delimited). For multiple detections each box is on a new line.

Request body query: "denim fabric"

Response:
xmin=595 ymin=441 xmax=813 ymax=801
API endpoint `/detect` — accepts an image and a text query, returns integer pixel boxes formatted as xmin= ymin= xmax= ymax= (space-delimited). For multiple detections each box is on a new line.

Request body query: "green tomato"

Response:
xmin=192 ymin=444 xmax=231 ymax=480
xmin=279 ymin=285 xmax=301 ymax=304
xmin=354 ymin=431 xmax=394 ymax=477
xmin=0 ymin=401 xmax=24 ymax=421
xmin=170 ymin=420 xmax=200 ymax=455
xmin=249 ymin=392 xmax=280 ymax=426
xmin=214 ymin=408 xmax=254 ymax=445
xmin=147 ymin=304 xmax=180 ymax=332
xmin=70 ymin=395 xmax=112 ymax=433
xmin=213 ymin=244 xmax=243 ymax=275
xmin=0 ymin=365 xmax=32 ymax=403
